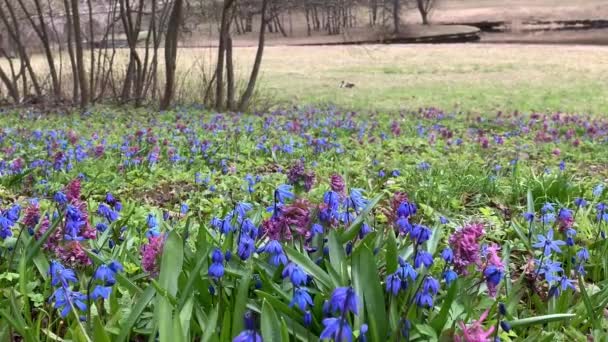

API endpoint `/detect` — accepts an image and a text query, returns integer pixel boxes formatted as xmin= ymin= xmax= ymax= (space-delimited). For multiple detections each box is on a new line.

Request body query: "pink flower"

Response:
xmin=448 ymin=223 xmax=485 ymax=275
xmin=330 ymin=174 xmax=345 ymax=194
xmin=56 ymin=241 xmax=92 ymax=267
xmin=66 ymin=179 xmax=82 ymax=202
xmin=455 ymin=309 xmax=495 ymax=342
xmin=22 ymin=202 xmax=40 ymax=228
xmin=141 ymin=235 xmax=166 ymax=276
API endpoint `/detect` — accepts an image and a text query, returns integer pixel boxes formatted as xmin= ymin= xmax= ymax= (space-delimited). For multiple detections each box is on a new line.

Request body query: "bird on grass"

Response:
xmin=339 ymin=81 xmax=355 ymax=88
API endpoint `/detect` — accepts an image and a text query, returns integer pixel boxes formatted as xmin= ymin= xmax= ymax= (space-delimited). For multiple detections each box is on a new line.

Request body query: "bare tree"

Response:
xmin=415 ymin=0 xmax=434 ymax=25
xmin=160 ymin=0 xmax=184 ymax=110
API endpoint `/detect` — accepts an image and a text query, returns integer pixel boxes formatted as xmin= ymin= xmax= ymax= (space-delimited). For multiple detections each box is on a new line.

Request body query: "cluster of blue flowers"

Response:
xmin=0 ymin=204 xmax=21 ymax=239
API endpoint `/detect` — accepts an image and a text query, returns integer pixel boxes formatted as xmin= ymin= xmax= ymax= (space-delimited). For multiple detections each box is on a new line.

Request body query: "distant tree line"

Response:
xmin=0 ymin=0 xmax=436 ymax=111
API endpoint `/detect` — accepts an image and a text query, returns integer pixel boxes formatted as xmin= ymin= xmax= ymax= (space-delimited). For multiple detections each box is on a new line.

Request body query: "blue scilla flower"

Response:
xmin=523 ymin=212 xmax=535 ymax=222
xmin=541 ymin=203 xmax=555 ymax=214
xmin=237 ymin=235 xmax=255 ymax=261
xmin=385 ymin=273 xmax=404 ymax=296
xmin=282 ymin=262 xmax=307 ymax=287
xmin=484 ymin=265 xmax=503 ymax=288
xmin=50 ymin=287 xmax=88 ymax=318
xmin=346 ymin=188 xmax=368 ymax=211
xmin=328 ymin=287 xmax=358 ymax=315
xmin=275 ymin=184 xmax=294 ymax=204
xmin=49 ymin=261 xmax=78 ymax=287
xmin=54 ymin=191 xmax=68 ymax=205
xmin=290 ymin=288 xmax=313 ymax=311
xmin=98 ymin=203 xmax=118 ymax=222
xmin=397 ymin=259 xmax=417 ymax=281
xmin=414 ymin=251 xmax=433 ymax=269
xmin=533 ymin=230 xmax=566 ymax=256
xmin=323 ymin=191 xmax=340 ymax=211
xmin=94 ymin=265 xmax=117 ymax=285
xmin=396 ymin=217 xmax=412 ymax=235
xmin=410 ymin=225 xmax=431 ymax=245
xmin=146 ymin=214 xmax=158 ymax=229
xmin=593 ymin=184 xmax=604 ymax=197
xmin=536 ymin=259 xmax=563 ymax=283
xmin=574 ymin=198 xmax=588 ymax=207
xmin=397 ymin=201 xmax=417 ymax=218
xmin=209 ymin=248 xmax=225 ymax=279
xmin=443 ymin=269 xmax=458 ymax=285
xmin=235 ymin=202 xmax=253 ymax=218
xmin=439 ymin=216 xmax=449 ymax=224
xmin=90 ymin=285 xmax=112 ymax=300
xmin=180 ymin=203 xmax=189 ymax=215
xmin=320 ymin=318 xmax=352 ymax=342
xmin=233 ymin=312 xmax=262 ymax=342
xmin=577 ymin=248 xmax=590 ymax=261
xmin=441 ymin=248 xmax=454 ymax=263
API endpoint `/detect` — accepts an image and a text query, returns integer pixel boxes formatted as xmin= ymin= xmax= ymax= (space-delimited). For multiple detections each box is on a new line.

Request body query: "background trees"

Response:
xmin=0 ymin=0 xmax=437 ymax=110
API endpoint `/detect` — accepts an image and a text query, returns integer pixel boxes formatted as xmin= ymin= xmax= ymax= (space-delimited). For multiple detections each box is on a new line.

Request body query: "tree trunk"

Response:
xmin=70 ymin=0 xmax=89 ymax=108
xmin=62 ymin=0 xmax=79 ymax=103
xmin=393 ymin=0 xmax=400 ymax=33
xmin=417 ymin=0 xmax=430 ymax=25
xmin=160 ymin=0 xmax=183 ymax=110
xmin=238 ymin=0 xmax=268 ymax=112
xmin=215 ymin=0 xmax=235 ymax=110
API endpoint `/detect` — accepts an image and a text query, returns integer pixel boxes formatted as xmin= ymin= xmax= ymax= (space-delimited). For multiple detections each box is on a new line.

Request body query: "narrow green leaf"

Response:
xmin=578 ymin=276 xmax=599 ymax=330
xmin=354 ymin=246 xmax=387 ymax=342
xmin=327 ymin=230 xmax=347 ymax=285
xmin=430 ymin=281 xmax=458 ymax=333
xmin=231 ymin=266 xmax=253 ymax=336
xmin=261 ymin=300 xmax=282 ymax=342
xmin=201 ymin=304 xmax=219 ymax=342
xmin=386 ymin=229 xmax=398 ymax=274
xmin=156 ymin=231 xmax=184 ymax=342
xmin=507 ymin=314 xmax=575 ymax=328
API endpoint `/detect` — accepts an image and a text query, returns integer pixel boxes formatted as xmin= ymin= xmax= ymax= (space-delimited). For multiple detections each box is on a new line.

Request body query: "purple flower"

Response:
xmin=328 ymin=287 xmax=358 ymax=315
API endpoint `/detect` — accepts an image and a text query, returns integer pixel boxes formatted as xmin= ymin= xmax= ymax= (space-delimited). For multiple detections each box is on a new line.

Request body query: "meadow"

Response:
xmin=1 ymin=102 xmax=608 ymax=341
xmin=8 ymin=43 xmax=608 ymax=114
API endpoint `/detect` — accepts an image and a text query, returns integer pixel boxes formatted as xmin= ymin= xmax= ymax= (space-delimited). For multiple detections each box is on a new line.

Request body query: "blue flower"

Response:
xmin=574 ymin=198 xmax=587 ymax=207
xmin=233 ymin=330 xmax=262 ymax=342
xmin=541 ymin=213 xmax=556 ymax=225
xmin=443 ymin=269 xmax=458 ymax=285
xmin=410 ymin=225 xmax=431 ymax=245
xmin=94 ymin=265 xmax=116 ymax=285
xmin=98 ymin=203 xmax=118 ymax=222
xmin=180 ymin=203 xmax=189 ymax=215
xmin=385 ymin=273 xmax=403 ymax=296
xmin=146 ymin=214 xmax=158 ymax=229
xmin=323 ymin=191 xmax=340 ymax=211
xmin=414 ymin=291 xmax=434 ymax=308
xmin=414 ymin=251 xmax=433 ymax=269
xmin=593 ymin=184 xmax=604 ymax=197
xmin=54 ymin=191 xmax=68 ymax=205
xmin=290 ymin=288 xmax=313 ymax=311
xmin=441 ymin=248 xmax=454 ymax=263
xmin=397 ymin=201 xmax=417 ymax=218
xmin=422 ymin=276 xmax=439 ymax=294
xmin=484 ymin=265 xmax=503 ymax=287
xmin=523 ymin=212 xmax=535 ymax=222
xmin=275 ymin=184 xmax=294 ymax=204
xmin=397 ymin=260 xmax=417 ymax=281
xmin=90 ymin=285 xmax=112 ymax=300
xmin=536 ymin=259 xmax=563 ymax=283
xmin=311 ymin=224 xmax=324 ymax=237
xmin=396 ymin=217 xmax=412 ymax=235
xmin=328 ymin=287 xmax=358 ymax=315
xmin=50 ymin=287 xmax=87 ymax=318
xmin=577 ymin=248 xmax=589 ymax=261
xmin=320 ymin=317 xmax=352 ymax=342
xmin=235 ymin=202 xmax=253 ymax=218
xmin=532 ymin=230 xmax=566 ymax=256
xmin=346 ymin=188 xmax=368 ymax=211
xmin=282 ymin=263 xmax=308 ymax=286
xmin=237 ymin=236 xmax=255 ymax=261
xmin=49 ymin=261 xmax=78 ymax=287
xmin=541 ymin=203 xmax=555 ymax=214
xmin=439 ymin=216 xmax=449 ymax=224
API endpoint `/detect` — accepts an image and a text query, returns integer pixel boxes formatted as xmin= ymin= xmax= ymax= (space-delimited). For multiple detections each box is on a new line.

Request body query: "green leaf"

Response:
xmin=578 ymin=276 xmax=599 ymax=330
xmin=327 ymin=230 xmax=347 ymax=285
xmin=385 ymin=229 xmax=398 ymax=274
xmin=156 ymin=231 xmax=184 ymax=342
xmin=284 ymin=245 xmax=332 ymax=291
xmin=261 ymin=300 xmax=282 ymax=342
xmin=507 ymin=314 xmax=575 ymax=328
xmin=280 ymin=317 xmax=290 ymax=342
xmin=340 ymin=193 xmax=384 ymax=243
xmin=116 ymin=285 xmax=156 ymax=342
xmin=231 ymin=266 xmax=253 ymax=336
xmin=201 ymin=304 xmax=219 ymax=342
xmin=178 ymin=244 xmax=211 ymax=310
xmin=415 ymin=324 xmax=438 ymax=341
xmin=93 ymin=316 xmax=111 ymax=342
xmin=353 ymin=245 xmax=387 ymax=342
xmin=430 ymin=281 xmax=458 ymax=334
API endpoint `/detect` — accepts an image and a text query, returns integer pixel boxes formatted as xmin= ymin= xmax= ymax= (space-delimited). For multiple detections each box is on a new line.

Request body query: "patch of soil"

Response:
xmin=130 ymin=181 xmax=198 ymax=207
